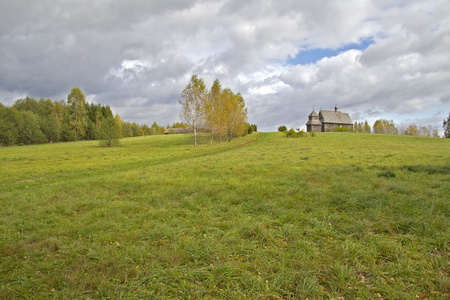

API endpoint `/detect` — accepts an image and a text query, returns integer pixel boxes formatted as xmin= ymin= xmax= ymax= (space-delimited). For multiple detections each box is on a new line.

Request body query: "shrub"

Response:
xmin=285 ymin=128 xmax=297 ymax=137
xmin=378 ymin=170 xmax=396 ymax=178
xmin=98 ymin=116 xmax=121 ymax=147
xmin=285 ymin=128 xmax=307 ymax=138
xmin=278 ymin=125 xmax=287 ymax=132
xmin=334 ymin=126 xmax=350 ymax=132
xmin=247 ymin=123 xmax=257 ymax=134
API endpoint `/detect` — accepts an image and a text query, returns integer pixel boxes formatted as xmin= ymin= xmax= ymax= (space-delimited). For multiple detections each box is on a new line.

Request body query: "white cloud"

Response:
xmin=0 ymin=0 xmax=448 ymax=132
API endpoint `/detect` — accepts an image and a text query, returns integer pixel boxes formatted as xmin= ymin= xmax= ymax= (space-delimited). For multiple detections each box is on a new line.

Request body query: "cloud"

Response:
xmin=0 ymin=0 xmax=449 ymax=132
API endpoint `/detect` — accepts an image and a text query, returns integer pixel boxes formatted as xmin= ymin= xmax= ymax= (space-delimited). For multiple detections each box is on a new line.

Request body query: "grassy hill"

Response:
xmin=1 ymin=132 xmax=449 ymax=299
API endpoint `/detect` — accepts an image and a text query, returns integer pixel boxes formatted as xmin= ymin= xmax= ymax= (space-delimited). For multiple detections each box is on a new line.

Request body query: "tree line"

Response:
xmin=179 ymin=75 xmax=254 ymax=146
xmin=0 ymin=87 xmax=173 ymax=146
xmin=356 ymin=119 xmax=442 ymax=137
xmin=278 ymin=118 xmax=445 ymax=138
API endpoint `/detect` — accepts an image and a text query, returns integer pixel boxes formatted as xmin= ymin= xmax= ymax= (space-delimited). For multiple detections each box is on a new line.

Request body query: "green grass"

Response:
xmin=1 ymin=132 xmax=449 ymax=299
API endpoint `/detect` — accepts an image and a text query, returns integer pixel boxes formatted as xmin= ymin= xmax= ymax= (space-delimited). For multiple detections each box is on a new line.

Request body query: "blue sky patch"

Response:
xmin=288 ymin=39 xmax=374 ymax=65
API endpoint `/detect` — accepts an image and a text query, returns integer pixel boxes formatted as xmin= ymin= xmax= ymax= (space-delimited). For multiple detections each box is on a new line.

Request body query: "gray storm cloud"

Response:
xmin=0 ymin=0 xmax=449 ymax=131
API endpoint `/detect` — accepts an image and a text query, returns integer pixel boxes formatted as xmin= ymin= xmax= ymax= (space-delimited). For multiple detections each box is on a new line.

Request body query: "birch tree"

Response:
xmin=206 ymin=79 xmax=224 ymax=144
xmin=227 ymin=92 xmax=248 ymax=140
xmin=373 ymin=119 xmax=398 ymax=135
xmin=179 ymin=74 xmax=206 ymax=146
xmin=221 ymin=88 xmax=234 ymax=142
xmin=364 ymin=120 xmax=371 ymax=133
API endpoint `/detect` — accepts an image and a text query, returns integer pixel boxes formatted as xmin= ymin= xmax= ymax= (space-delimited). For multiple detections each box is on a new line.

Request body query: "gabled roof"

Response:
xmin=319 ymin=110 xmax=352 ymax=125
xmin=306 ymin=110 xmax=322 ymax=126
xmin=309 ymin=110 xmax=319 ymax=117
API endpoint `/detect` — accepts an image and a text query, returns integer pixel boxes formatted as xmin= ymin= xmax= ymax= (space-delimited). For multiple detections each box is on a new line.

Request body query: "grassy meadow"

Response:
xmin=0 ymin=132 xmax=449 ymax=299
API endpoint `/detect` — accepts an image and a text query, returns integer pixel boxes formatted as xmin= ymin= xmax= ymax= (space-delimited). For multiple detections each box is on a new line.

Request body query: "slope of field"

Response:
xmin=1 ymin=132 xmax=449 ymax=299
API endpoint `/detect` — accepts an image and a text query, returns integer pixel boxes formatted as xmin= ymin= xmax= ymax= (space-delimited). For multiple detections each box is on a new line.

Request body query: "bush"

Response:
xmin=248 ymin=124 xmax=257 ymax=133
xmin=285 ymin=128 xmax=307 ymax=138
xmin=334 ymin=126 xmax=350 ymax=132
xmin=278 ymin=125 xmax=287 ymax=132
xmin=98 ymin=116 xmax=121 ymax=147
xmin=378 ymin=170 xmax=396 ymax=178
xmin=285 ymin=128 xmax=296 ymax=137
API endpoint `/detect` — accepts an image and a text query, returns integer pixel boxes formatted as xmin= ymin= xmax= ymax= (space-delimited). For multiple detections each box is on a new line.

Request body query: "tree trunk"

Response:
xmin=194 ymin=127 xmax=197 ymax=147
xmin=210 ymin=129 xmax=214 ymax=145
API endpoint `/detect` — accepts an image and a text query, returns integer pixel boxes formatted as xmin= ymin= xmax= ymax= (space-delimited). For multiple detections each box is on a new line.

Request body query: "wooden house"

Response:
xmin=306 ymin=107 xmax=353 ymax=132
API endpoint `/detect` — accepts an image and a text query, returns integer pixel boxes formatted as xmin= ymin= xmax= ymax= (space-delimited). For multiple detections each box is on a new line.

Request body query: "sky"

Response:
xmin=1 ymin=0 xmax=449 ymax=134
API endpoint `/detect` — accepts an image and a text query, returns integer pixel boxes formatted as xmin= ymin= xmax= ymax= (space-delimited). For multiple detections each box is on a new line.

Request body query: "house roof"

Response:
xmin=306 ymin=110 xmax=322 ymax=126
xmin=309 ymin=110 xmax=319 ymax=117
xmin=306 ymin=119 xmax=322 ymax=126
xmin=319 ymin=110 xmax=353 ymax=125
